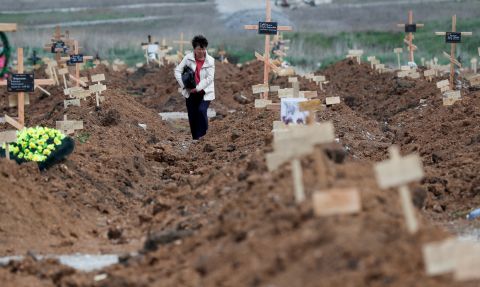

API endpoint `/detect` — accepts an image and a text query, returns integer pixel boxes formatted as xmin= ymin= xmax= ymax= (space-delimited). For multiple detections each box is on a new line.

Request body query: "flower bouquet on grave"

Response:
xmin=0 ymin=127 xmax=75 ymax=170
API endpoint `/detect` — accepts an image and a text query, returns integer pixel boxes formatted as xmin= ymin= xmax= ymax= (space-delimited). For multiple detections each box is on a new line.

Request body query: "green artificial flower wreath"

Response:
xmin=2 ymin=127 xmax=66 ymax=162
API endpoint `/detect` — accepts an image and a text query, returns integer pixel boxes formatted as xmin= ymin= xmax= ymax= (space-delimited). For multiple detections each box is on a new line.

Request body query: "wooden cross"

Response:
xmin=56 ymin=115 xmax=83 ymax=135
xmin=374 ymin=146 xmax=424 ymax=234
xmin=60 ymin=40 xmax=93 ymax=87
xmin=435 ymin=15 xmax=473 ymax=90
xmin=0 ymin=48 xmax=55 ymax=129
xmin=397 ymin=10 xmax=424 ymax=64
xmin=173 ymin=32 xmax=190 ymax=58
xmin=28 ymin=50 xmax=41 ymax=67
xmin=244 ymin=0 xmax=293 ymax=100
xmin=394 ymin=48 xmax=403 ymax=69
xmin=43 ymin=25 xmax=67 ymax=65
xmin=346 ymin=49 xmax=363 ymax=64
xmin=89 ymin=73 xmax=107 ymax=107
xmin=141 ymin=35 xmax=160 ymax=65
xmin=266 ymin=122 xmax=335 ymax=203
xmin=0 ymin=130 xmax=17 ymax=160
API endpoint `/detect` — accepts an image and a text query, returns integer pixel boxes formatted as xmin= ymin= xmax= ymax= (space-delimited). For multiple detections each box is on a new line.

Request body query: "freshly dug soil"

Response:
xmin=0 ymin=59 xmax=479 ymax=286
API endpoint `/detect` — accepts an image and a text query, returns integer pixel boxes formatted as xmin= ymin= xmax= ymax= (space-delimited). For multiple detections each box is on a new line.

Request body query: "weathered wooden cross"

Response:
xmin=394 ymin=48 xmax=403 ymax=69
xmin=43 ymin=26 xmax=68 ymax=65
xmin=173 ymin=32 xmax=190 ymax=58
xmin=56 ymin=115 xmax=83 ymax=135
xmin=141 ymin=35 xmax=160 ymax=65
xmin=0 ymin=48 xmax=55 ymax=129
xmin=266 ymin=122 xmax=335 ymax=203
xmin=435 ymin=15 xmax=473 ymax=90
xmin=374 ymin=145 xmax=424 ymax=234
xmin=0 ymin=130 xmax=17 ymax=160
xmin=89 ymin=73 xmax=107 ymax=107
xmin=61 ymin=40 xmax=93 ymax=87
xmin=397 ymin=10 xmax=424 ymax=64
xmin=244 ymin=0 xmax=293 ymax=101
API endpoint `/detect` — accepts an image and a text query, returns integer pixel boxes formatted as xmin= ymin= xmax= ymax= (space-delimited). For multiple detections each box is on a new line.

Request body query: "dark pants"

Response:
xmin=186 ymin=92 xmax=210 ymax=140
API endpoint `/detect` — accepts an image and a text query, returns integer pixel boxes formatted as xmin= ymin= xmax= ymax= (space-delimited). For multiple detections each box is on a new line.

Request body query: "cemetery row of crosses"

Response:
xmin=1 ymin=2 xmax=480 ymax=285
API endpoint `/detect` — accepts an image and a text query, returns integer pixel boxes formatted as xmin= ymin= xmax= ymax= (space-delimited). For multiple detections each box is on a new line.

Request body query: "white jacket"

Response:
xmin=174 ymin=52 xmax=215 ymax=101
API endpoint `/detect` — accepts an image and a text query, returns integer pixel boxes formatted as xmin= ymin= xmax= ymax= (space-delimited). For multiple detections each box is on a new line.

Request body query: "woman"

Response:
xmin=174 ymin=35 xmax=215 ymax=141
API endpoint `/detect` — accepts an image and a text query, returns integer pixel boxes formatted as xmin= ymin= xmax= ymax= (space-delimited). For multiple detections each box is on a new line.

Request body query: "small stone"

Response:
xmin=203 ymin=143 xmax=215 ymax=153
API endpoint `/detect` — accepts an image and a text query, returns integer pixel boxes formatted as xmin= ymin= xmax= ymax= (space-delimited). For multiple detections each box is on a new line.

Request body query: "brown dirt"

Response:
xmin=0 ymin=59 xmax=479 ymax=286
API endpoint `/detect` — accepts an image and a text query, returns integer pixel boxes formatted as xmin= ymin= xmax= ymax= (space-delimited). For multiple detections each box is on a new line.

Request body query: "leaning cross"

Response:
xmin=374 ymin=145 xmax=424 ymax=234
xmin=244 ymin=0 xmax=293 ymax=101
xmin=435 ymin=15 xmax=473 ymax=90
xmin=266 ymin=123 xmax=335 ymax=203
xmin=397 ymin=10 xmax=424 ymax=64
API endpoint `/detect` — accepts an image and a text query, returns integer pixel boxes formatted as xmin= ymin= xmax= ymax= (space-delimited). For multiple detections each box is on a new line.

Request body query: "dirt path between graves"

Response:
xmin=0 ymin=59 xmax=479 ymax=286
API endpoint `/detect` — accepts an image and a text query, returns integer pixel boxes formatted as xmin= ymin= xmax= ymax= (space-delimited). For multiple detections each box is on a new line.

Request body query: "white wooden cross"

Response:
xmin=423 ymin=238 xmax=480 ymax=281
xmin=374 ymin=145 xmax=424 ymax=234
xmin=244 ymin=0 xmax=293 ymax=101
xmin=266 ymin=122 xmax=335 ymax=203
xmin=346 ymin=49 xmax=363 ymax=64
xmin=0 ymin=130 xmax=17 ymax=160
xmin=313 ymin=75 xmax=328 ymax=91
xmin=252 ymin=83 xmax=272 ymax=108
xmin=0 ymin=48 xmax=55 ymax=129
xmin=471 ymin=57 xmax=477 ymax=74
xmin=397 ymin=10 xmax=424 ymax=64
xmin=90 ymin=73 xmax=107 ymax=107
xmin=56 ymin=115 xmax=83 ymax=135
xmin=394 ymin=48 xmax=403 ymax=69
xmin=435 ymin=15 xmax=473 ymax=90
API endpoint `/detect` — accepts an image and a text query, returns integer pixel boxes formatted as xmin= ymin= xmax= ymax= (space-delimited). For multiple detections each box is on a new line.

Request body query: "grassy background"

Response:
xmin=1 ymin=0 xmax=480 ymax=71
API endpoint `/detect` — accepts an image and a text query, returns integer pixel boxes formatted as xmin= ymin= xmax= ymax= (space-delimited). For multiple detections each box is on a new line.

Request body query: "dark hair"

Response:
xmin=192 ymin=35 xmax=208 ymax=49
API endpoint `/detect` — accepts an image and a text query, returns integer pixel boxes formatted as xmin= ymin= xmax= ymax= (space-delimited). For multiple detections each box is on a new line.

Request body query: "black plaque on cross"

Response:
xmin=70 ymin=54 xmax=84 ymax=64
xmin=7 ymin=73 xmax=35 ymax=92
xmin=258 ymin=22 xmax=278 ymax=35
xmin=51 ymin=41 xmax=67 ymax=53
xmin=405 ymin=24 xmax=417 ymax=33
xmin=446 ymin=32 xmax=462 ymax=43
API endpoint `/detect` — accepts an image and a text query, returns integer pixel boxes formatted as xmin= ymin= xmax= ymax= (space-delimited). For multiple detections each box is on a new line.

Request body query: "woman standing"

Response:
xmin=174 ymin=35 xmax=215 ymax=141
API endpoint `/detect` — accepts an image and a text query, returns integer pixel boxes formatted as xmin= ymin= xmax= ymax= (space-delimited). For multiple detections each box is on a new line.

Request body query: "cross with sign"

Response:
xmin=173 ymin=32 xmax=190 ymax=59
xmin=60 ymin=40 xmax=93 ymax=87
xmin=435 ymin=15 xmax=473 ymax=90
xmin=266 ymin=122 xmax=335 ymax=203
xmin=397 ymin=10 xmax=424 ymax=64
xmin=141 ymin=35 xmax=160 ymax=65
xmin=244 ymin=0 xmax=293 ymax=101
xmin=43 ymin=26 xmax=68 ymax=65
xmin=374 ymin=145 xmax=424 ymax=234
xmin=0 ymin=48 xmax=55 ymax=129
